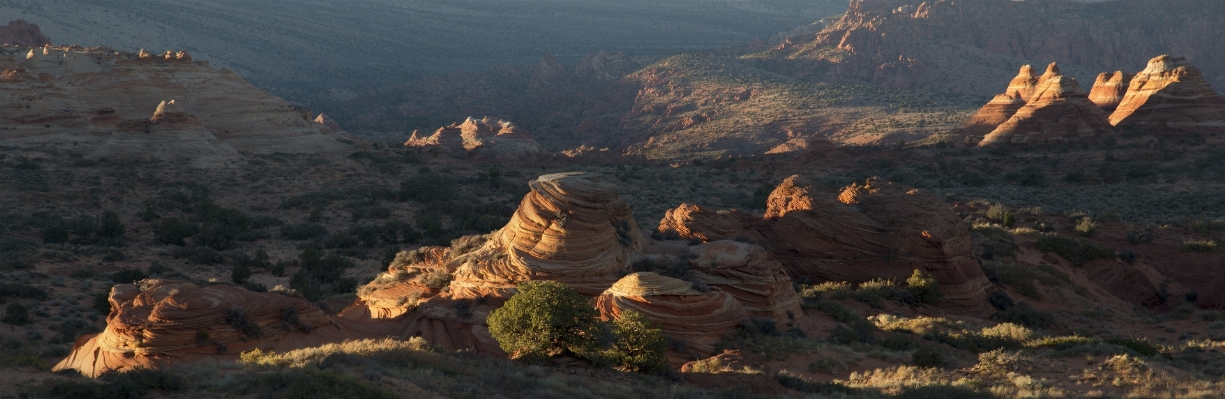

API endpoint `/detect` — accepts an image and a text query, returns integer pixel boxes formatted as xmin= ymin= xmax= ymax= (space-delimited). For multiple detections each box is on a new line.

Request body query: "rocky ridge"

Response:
xmin=978 ymin=63 xmax=1115 ymax=147
xmin=404 ymin=117 xmax=543 ymax=159
xmin=0 ymin=20 xmax=50 ymax=47
xmin=1108 ymin=55 xmax=1225 ymax=133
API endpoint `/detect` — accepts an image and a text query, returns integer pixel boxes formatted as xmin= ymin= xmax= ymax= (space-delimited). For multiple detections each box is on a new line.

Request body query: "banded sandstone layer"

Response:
xmin=978 ymin=63 xmax=1115 ymax=147
xmin=405 ymin=117 xmax=543 ymax=159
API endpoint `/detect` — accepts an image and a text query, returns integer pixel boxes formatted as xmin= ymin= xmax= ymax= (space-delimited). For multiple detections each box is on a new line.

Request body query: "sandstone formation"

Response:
xmin=404 ymin=117 xmax=543 ymax=159
xmin=0 ymin=20 xmax=51 ymax=47
xmin=595 ymin=272 xmax=746 ymax=358
xmin=687 ymin=241 xmax=803 ymax=321
xmin=1088 ymin=71 xmax=1133 ymax=112
xmin=764 ymin=137 xmax=837 ymax=155
xmin=978 ymin=63 xmax=1114 ymax=147
xmin=954 ymin=65 xmax=1040 ymax=137
xmin=1108 ymin=55 xmax=1225 ymax=133
xmin=54 ymin=280 xmax=357 ymax=377
xmin=574 ymin=51 xmax=636 ymax=82
xmin=0 ymin=45 xmax=349 ymax=161
xmin=354 ymin=172 xmax=643 ymax=352
xmin=661 ymin=175 xmax=991 ymax=313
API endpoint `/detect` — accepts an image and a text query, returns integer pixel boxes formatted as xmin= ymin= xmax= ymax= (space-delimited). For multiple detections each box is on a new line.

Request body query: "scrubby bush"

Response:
xmin=3 ymin=302 xmax=30 ymax=325
xmin=486 ymin=281 xmax=601 ymax=361
xmin=398 ymin=174 xmax=456 ymax=203
xmin=155 ymin=218 xmax=197 ymax=246
xmin=988 ymin=291 xmax=1014 ymax=311
xmin=808 ymin=358 xmax=852 ymax=374
xmin=911 ymin=346 xmax=946 ymax=368
xmin=112 ymin=268 xmax=147 ymax=284
xmin=97 ymin=211 xmax=125 ymax=239
xmin=281 ymin=222 xmax=328 ymax=241
xmin=41 ymin=226 xmax=69 ymax=244
xmin=1034 ymin=235 xmax=1115 ymax=266
xmin=602 ymin=309 xmax=668 ymax=374
xmin=992 ymin=303 xmax=1054 ymax=329
xmin=289 ymin=249 xmax=354 ymax=300
xmin=907 ymin=269 xmax=943 ymax=304
xmin=1182 ymin=240 xmax=1218 ymax=253
xmin=231 ymin=263 xmax=251 ymax=285
xmin=1075 ymin=217 xmax=1098 ymax=236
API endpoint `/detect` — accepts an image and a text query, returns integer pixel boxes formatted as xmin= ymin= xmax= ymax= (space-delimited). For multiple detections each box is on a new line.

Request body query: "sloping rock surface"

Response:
xmin=953 ymin=65 xmax=1040 ymax=137
xmin=688 ymin=240 xmax=802 ymax=321
xmin=1088 ymin=71 xmax=1132 ymax=113
xmin=0 ymin=20 xmax=51 ymax=47
xmin=405 ymin=116 xmax=543 ymax=158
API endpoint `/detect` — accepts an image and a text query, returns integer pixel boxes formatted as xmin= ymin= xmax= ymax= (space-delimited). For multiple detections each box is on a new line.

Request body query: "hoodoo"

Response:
xmin=1088 ymin=71 xmax=1133 ymax=112
xmin=953 ymin=65 xmax=1040 ymax=137
xmin=1108 ymin=55 xmax=1225 ymax=133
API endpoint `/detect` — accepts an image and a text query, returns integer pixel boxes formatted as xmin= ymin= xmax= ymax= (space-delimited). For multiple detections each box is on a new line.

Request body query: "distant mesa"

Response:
xmin=978 ymin=63 xmax=1115 ymax=147
xmin=404 ymin=117 xmax=543 ymax=159
xmin=1108 ymin=55 xmax=1225 ymax=134
xmin=0 ymin=20 xmax=51 ymax=47
xmin=661 ymin=175 xmax=993 ymax=314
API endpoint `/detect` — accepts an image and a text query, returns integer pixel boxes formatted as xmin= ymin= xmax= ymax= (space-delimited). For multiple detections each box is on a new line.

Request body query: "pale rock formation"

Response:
xmin=53 ymin=280 xmax=356 ymax=377
xmin=661 ymin=175 xmax=992 ymax=313
xmin=404 ymin=117 xmax=543 ymax=159
xmin=595 ymin=272 xmax=746 ymax=359
xmin=1108 ymin=55 xmax=1225 ymax=133
xmin=979 ymin=64 xmax=1114 ymax=147
xmin=687 ymin=241 xmax=803 ymax=321
xmin=1088 ymin=71 xmax=1132 ymax=112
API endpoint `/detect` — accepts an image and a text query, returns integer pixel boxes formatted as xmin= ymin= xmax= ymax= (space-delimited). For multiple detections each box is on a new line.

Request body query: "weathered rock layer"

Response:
xmin=1108 ymin=55 xmax=1225 ymax=133
xmin=595 ymin=272 xmax=746 ymax=358
xmin=979 ymin=63 xmax=1115 ymax=147
xmin=405 ymin=117 xmax=543 ymax=159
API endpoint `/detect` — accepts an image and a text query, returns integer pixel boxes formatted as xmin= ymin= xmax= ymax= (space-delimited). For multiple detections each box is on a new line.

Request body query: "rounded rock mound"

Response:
xmin=687 ymin=240 xmax=802 ymax=321
xmin=595 ymin=272 xmax=746 ymax=360
xmin=54 ymin=280 xmax=353 ymax=377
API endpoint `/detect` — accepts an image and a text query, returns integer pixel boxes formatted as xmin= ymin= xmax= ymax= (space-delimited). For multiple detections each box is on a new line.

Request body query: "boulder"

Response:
xmin=1109 ymin=55 xmax=1225 ymax=133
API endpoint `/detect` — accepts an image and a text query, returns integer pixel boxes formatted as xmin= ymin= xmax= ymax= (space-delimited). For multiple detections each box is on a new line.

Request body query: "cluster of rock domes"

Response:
xmin=57 ymin=172 xmax=994 ymax=377
xmin=0 ymin=45 xmax=353 ymax=167
xmin=958 ymin=55 xmax=1225 ymax=147
xmin=404 ymin=116 xmax=543 ymax=159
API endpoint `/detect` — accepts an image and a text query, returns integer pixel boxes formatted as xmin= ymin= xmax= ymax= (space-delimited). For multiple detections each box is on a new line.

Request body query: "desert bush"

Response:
xmin=41 ymin=226 xmax=69 ymax=244
xmin=225 ymin=307 xmax=262 ymax=338
xmin=97 ymin=211 xmax=125 ymax=240
xmin=289 ymin=249 xmax=354 ymax=300
xmin=1075 ymin=217 xmax=1098 ymax=236
xmin=398 ymin=174 xmax=456 ymax=203
xmin=486 ymin=281 xmax=601 ymax=361
xmin=1104 ymin=338 xmax=1160 ymax=357
xmin=419 ymin=270 xmax=452 ymax=289
xmin=280 ymin=222 xmax=328 ymax=241
xmin=808 ymin=358 xmax=852 ymax=374
xmin=42 ymin=367 xmax=186 ymax=399
xmin=1028 ymin=335 xmax=1095 ymax=350
xmin=810 ymin=300 xmax=860 ymax=324
xmin=602 ymin=309 xmax=668 ymax=374
xmin=0 ymin=283 xmax=49 ymax=301
xmin=986 ymin=204 xmax=1009 ymax=222
xmin=992 ymin=303 xmax=1054 ymax=329
xmin=155 ymin=218 xmax=197 ymax=246
xmin=907 ymin=269 xmax=943 ymax=304
xmin=972 ymin=349 xmax=1025 ymax=375
xmin=3 ymin=302 xmax=30 ymax=325
xmin=1033 ymin=235 xmax=1115 ymax=266
xmin=231 ymin=264 xmax=251 ymax=285
xmin=988 ymin=291 xmax=1014 ymax=311
xmin=910 ymin=346 xmax=945 ymax=368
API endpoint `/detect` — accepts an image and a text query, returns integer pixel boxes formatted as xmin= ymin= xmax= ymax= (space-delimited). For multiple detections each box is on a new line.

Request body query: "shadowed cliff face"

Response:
xmin=0 ymin=20 xmax=50 ymax=47
xmin=765 ymin=0 xmax=1225 ymax=95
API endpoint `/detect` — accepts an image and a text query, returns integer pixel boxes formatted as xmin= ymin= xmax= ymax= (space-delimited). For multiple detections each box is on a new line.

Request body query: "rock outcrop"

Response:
xmin=1108 ymin=55 xmax=1225 ymax=133
xmin=595 ymin=272 xmax=746 ymax=359
xmin=954 ymin=65 xmax=1040 ymax=137
xmin=0 ymin=45 xmax=349 ymax=161
xmin=687 ymin=241 xmax=802 ymax=321
xmin=54 ymin=280 xmax=357 ymax=377
xmin=661 ymin=175 xmax=991 ymax=313
xmin=528 ymin=51 xmax=571 ymax=89
xmin=404 ymin=117 xmax=543 ymax=159
xmin=1088 ymin=71 xmax=1133 ymax=112
xmin=978 ymin=63 xmax=1115 ymax=147
xmin=355 ymin=172 xmax=643 ymax=352
xmin=87 ymin=100 xmax=244 ymax=168
xmin=0 ymin=20 xmax=51 ymax=47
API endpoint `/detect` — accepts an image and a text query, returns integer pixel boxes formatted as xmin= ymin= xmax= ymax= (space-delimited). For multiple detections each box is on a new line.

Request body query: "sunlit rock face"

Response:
xmin=595 ymin=272 xmax=746 ymax=360
xmin=979 ymin=63 xmax=1115 ymax=147
xmin=1109 ymin=55 xmax=1225 ymax=134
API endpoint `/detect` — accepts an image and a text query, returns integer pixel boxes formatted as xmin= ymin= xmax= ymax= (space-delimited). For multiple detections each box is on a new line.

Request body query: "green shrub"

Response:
xmin=281 ymin=223 xmax=328 ymax=241
xmin=41 ymin=226 xmax=69 ymax=244
xmin=911 ymin=346 xmax=946 ymax=368
xmin=3 ymin=302 xmax=30 ymax=325
xmin=1034 ymin=235 xmax=1115 ymax=266
xmin=811 ymin=300 xmax=860 ymax=324
xmin=602 ymin=309 xmax=667 ymax=373
xmin=1104 ymin=338 xmax=1160 ymax=357
xmin=232 ymin=264 xmax=252 ymax=285
xmin=97 ymin=211 xmax=125 ymax=239
xmin=1181 ymin=240 xmax=1218 ymax=253
xmin=44 ymin=367 xmax=186 ymax=399
xmin=992 ymin=303 xmax=1054 ymax=329
xmin=94 ymin=292 xmax=111 ymax=314
xmin=907 ymin=269 xmax=943 ymax=304
xmin=398 ymin=174 xmax=456 ymax=203
xmin=155 ymin=218 xmax=197 ymax=246
xmin=0 ymin=284 xmax=49 ymax=300
xmin=808 ymin=358 xmax=852 ymax=374
xmin=986 ymin=204 xmax=1009 ymax=222
xmin=486 ymin=281 xmax=602 ymax=361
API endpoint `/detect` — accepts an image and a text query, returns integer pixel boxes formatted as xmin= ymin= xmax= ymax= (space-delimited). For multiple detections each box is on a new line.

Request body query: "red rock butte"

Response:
xmin=405 ymin=116 xmax=543 ymax=159
xmin=978 ymin=63 xmax=1115 ymax=147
